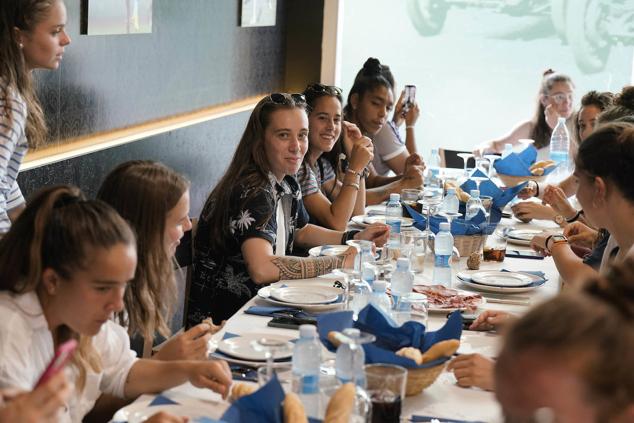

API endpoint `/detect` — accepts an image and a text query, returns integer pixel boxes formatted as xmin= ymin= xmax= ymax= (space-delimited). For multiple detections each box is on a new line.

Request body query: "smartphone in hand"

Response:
xmin=36 ymin=339 xmax=77 ymax=388
xmin=402 ymin=84 xmax=416 ymax=115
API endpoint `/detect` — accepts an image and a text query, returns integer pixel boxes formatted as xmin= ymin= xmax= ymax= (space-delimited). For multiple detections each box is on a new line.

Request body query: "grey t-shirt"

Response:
xmin=371 ymin=121 xmax=407 ymax=176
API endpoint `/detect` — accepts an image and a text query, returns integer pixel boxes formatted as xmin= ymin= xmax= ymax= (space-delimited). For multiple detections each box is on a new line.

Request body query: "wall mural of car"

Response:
xmin=407 ymin=0 xmax=634 ymax=74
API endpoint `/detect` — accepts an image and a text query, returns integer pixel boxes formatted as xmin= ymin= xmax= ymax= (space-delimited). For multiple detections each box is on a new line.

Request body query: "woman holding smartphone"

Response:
xmin=296 ymin=83 xmax=373 ymax=230
xmin=0 ymin=186 xmax=231 ymax=422
xmin=0 ymin=0 xmax=71 ymax=235
xmin=187 ymin=93 xmax=389 ymax=324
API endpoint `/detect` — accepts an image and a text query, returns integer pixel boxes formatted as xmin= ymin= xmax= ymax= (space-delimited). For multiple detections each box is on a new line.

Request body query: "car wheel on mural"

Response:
xmin=407 ymin=0 xmax=450 ymax=36
xmin=550 ymin=0 xmax=568 ymax=42
xmin=566 ymin=0 xmax=614 ymax=73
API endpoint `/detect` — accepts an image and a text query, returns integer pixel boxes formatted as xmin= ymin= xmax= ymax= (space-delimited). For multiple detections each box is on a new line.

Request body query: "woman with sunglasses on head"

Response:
xmin=0 ymin=0 xmax=71 ymax=235
xmin=296 ymin=83 xmax=373 ymax=230
xmin=530 ymin=122 xmax=634 ymax=285
xmin=0 ymin=186 xmax=231 ymax=423
xmin=475 ymin=69 xmax=576 ymax=160
xmin=97 ymin=161 xmax=221 ymax=361
xmin=187 ymin=93 xmax=390 ymax=324
xmin=344 ymin=58 xmax=425 ymax=205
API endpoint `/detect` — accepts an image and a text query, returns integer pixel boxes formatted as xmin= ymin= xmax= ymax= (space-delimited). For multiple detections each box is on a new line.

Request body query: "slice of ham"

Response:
xmin=413 ymin=285 xmax=483 ymax=309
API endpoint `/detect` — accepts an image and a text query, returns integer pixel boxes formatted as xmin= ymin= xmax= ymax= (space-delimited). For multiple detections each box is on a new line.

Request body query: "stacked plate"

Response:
xmin=351 ymin=214 xmax=414 ymax=228
xmin=307 ymin=244 xmax=349 ymax=257
xmin=505 ymin=229 xmax=543 ymax=246
xmin=257 ymin=279 xmax=345 ymax=312
xmin=216 ymin=333 xmax=295 ymax=362
xmin=457 ymin=270 xmax=546 ymax=293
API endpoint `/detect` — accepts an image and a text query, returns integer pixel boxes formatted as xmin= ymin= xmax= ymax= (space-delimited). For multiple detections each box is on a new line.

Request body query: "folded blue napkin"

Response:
xmin=404 ymin=203 xmax=497 ymax=236
xmin=221 ymin=374 xmax=285 ymax=423
xmin=148 ymin=394 xmax=179 ymax=406
xmin=244 ymin=306 xmax=313 ymax=318
xmin=460 ymin=169 xmax=529 ymax=210
xmin=409 ymin=415 xmax=486 ymax=423
xmin=494 ymin=145 xmax=558 ymax=177
xmin=316 ymin=304 xmax=462 ymax=369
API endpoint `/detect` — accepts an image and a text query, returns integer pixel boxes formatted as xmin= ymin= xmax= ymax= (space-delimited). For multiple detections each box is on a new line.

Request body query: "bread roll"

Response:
xmin=529 ymin=160 xmax=555 ymax=171
xmin=283 ymin=392 xmax=308 ymax=423
xmin=324 ymin=383 xmax=356 ymax=423
xmin=395 ymin=346 xmax=423 ymax=365
xmin=230 ymin=382 xmax=257 ymax=400
xmin=419 ymin=339 xmax=460 ymax=363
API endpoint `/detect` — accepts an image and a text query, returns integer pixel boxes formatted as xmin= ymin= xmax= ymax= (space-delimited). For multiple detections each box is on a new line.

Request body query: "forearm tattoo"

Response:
xmin=271 ymin=255 xmax=346 ymax=279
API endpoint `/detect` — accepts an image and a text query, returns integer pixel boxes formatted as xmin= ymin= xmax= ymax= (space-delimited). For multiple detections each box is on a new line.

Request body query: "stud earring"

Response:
xmin=19 ymin=43 xmax=23 ymax=49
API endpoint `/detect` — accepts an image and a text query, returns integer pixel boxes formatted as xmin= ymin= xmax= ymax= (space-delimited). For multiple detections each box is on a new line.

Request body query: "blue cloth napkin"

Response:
xmin=316 ymin=304 xmax=462 ymax=369
xmin=148 ymin=394 xmax=179 ymax=406
xmin=221 ymin=374 xmax=285 ymax=423
xmin=244 ymin=306 xmax=313 ymax=318
xmin=460 ymin=169 xmax=529 ymax=210
xmin=409 ymin=415 xmax=486 ymax=423
xmin=404 ymin=203 xmax=498 ymax=236
xmin=494 ymin=145 xmax=558 ymax=177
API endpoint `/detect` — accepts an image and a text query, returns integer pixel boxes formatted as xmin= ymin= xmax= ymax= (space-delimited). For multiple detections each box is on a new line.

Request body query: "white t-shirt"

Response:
xmin=0 ymin=291 xmax=138 ymax=423
xmin=371 ymin=121 xmax=407 ymax=176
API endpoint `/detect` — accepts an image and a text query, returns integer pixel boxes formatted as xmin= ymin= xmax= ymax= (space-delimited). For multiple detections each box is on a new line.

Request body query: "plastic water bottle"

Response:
xmin=370 ymin=280 xmax=392 ymax=315
xmin=292 ymin=325 xmax=321 ymax=416
xmin=426 ymin=148 xmax=442 ymax=188
xmin=361 ymin=261 xmax=376 ymax=288
xmin=550 ymin=117 xmax=570 ymax=179
xmin=433 ymin=222 xmax=453 ymax=287
xmin=465 ymin=189 xmax=483 ymax=220
xmin=442 ymin=187 xmax=459 ymax=214
xmin=391 ymin=257 xmax=414 ymax=307
xmin=358 ymin=243 xmax=375 ymax=276
xmin=386 ymin=193 xmax=402 ymax=245
xmin=335 ymin=328 xmax=366 ymax=387
xmin=502 ymin=143 xmax=513 ymax=159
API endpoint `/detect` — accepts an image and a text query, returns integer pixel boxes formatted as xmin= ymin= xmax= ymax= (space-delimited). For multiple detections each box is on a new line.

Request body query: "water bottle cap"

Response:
xmin=470 ymin=189 xmax=480 ymax=198
xmin=299 ymin=324 xmax=317 ymax=338
xmin=396 ymin=257 xmax=410 ymax=270
xmin=447 ymin=188 xmax=456 ymax=194
xmin=373 ymin=280 xmax=387 ymax=292
xmin=343 ymin=328 xmax=360 ymax=337
xmin=558 ymin=117 xmax=566 ymax=123
xmin=439 ymin=222 xmax=450 ymax=231
xmin=389 ymin=193 xmax=400 ymax=202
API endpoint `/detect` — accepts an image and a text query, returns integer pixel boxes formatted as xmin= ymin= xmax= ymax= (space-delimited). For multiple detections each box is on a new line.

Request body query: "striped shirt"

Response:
xmin=0 ymin=83 xmax=28 ymax=234
xmin=296 ymin=157 xmax=336 ymax=197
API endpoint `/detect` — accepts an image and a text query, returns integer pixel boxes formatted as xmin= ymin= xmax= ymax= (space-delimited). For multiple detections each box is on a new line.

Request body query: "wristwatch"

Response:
xmin=554 ymin=214 xmax=566 ymax=226
xmin=546 ymin=234 xmax=568 ymax=253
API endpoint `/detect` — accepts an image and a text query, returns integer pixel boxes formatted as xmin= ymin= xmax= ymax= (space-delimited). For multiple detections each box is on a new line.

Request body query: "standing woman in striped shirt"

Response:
xmin=0 ymin=0 xmax=71 ymax=234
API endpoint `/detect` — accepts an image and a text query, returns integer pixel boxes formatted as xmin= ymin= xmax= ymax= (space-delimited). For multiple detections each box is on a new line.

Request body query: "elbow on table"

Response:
xmin=248 ymin=267 xmax=278 ymax=285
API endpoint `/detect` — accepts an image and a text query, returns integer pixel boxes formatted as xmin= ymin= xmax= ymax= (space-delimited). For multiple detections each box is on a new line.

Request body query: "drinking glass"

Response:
xmin=257 ymin=365 xmax=293 ymax=391
xmin=346 ymin=239 xmax=373 ymax=272
xmin=418 ymin=188 xmax=444 ymax=246
xmin=480 ymin=195 xmax=493 ymax=224
xmin=365 ymin=364 xmax=407 ymax=423
xmin=483 ymin=230 xmax=507 ymax=262
xmin=336 ymin=331 xmax=376 ymax=422
xmin=251 ymin=336 xmax=293 ymax=382
xmin=400 ymin=229 xmax=426 ymax=273
xmin=457 ymin=153 xmax=474 ymax=178
xmin=484 ymin=154 xmax=501 ymax=178
xmin=333 ymin=268 xmax=361 ymax=313
xmin=391 ymin=292 xmax=428 ymax=327
xmin=400 ymin=188 xmax=422 ymax=215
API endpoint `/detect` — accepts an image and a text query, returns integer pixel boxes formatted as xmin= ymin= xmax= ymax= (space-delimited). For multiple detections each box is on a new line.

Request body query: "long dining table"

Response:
xmin=113 ymin=213 xmax=562 ymax=423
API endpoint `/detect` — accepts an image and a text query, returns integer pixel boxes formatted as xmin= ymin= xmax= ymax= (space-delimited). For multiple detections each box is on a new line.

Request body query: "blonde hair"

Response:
xmin=0 ymin=185 xmax=136 ymax=390
xmin=97 ymin=161 xmax=190 ymax=341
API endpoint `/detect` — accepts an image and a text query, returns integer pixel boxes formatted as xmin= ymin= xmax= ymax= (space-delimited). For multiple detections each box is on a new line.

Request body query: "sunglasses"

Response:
xmin=305 ymin=83 xmax=343 ymax=97
xmin=547 ymin=92 xmax=573 ymax=105
xmin=268 ymin=92 xmax=306 ymax=104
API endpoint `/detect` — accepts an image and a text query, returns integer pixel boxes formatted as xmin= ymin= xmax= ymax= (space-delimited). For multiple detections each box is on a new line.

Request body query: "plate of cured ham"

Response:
xmin=412 ymin=284 xmax=485 ymax=313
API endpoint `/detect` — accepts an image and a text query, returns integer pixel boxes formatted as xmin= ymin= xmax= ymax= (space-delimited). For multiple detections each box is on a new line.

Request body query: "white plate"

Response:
xmin=505 ymin=229 xmax=542 ymax=245
xmin=257 ymin=280 xmax=344 ymax=312
xmin=457 ymin=272 xmax=544 ymax=294
xmin=470 ymin=270 xmax=534 ymax=287
xmin=308 ymin=245 xmax=349 ymax=257
xmin=412 ymin=285 xmax=486 ymax=313
xmin=113 ymin=399 xmax=224 ymax=423
xmin=217 ymin=333 xmax=295 ymax=361
xmin=269 ymin=286 xmax=339 ymax=304
xmin=350 ymin=215 xmax=414 ymax=227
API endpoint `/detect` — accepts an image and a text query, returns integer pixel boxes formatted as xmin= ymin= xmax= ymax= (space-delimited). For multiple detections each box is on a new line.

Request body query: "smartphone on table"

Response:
xmin=35 ymin=339 xmax=78 ymax=387
xmin=402 ymin=84 xmax=416 ymax=115
xmin=267 ymin=316 xmax=317 ymax=330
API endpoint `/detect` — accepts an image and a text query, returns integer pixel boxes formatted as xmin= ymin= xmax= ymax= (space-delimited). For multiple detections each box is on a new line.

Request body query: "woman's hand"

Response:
xmin=544 ymin=104 xmax=561 ymax=130
xmin=355 ymin=223 xmax=390 ymax=248
xmin=511 ymin=201 xmax=556 ymax=222
xmin=392 ymin=90 xmax=407 ymax=127
xmin=341 ymin=121 xmax=362 ymax=157
xmin=469 ymin=310 xmax=514 ymax=331
xmin=187 ymin=360 xmax=232 ymax=399
xmin=348 ymin=136 xmax=374 ymax=173
xmin=154 ymin=323 xmax=213 ymax=361
xmin=564 ymin=222 xmax=598 ymax=249
xmin=542 ymin=185 xmax=576 ymax=219
xmin=447 ymin=353 xmax=495 ymax=391
xmin=400 ymin=165 xmax=425 ymax=190
xmin=0 ymin=372 xmax=71 ymax=423
xmin=404 ymin=102 xmax=420 ymax=127
xmin=145 ymin=411 xmax=189 ymax=423
xmin=517 ymin=181 xmax=538 ymax=200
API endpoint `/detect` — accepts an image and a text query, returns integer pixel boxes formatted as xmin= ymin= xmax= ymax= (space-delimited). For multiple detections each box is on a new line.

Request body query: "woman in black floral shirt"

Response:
xmin=187 ymin=93 xmax=389 ymax=324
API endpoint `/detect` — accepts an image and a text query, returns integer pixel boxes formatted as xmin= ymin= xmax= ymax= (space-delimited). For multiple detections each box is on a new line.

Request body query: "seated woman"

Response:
xmin=513 ymin=90 xmax=614 ymax=224
xmin=296 ymin=83 xmax=373 ymax=230
xmin=344 ymin=58 xmax=425 ymax=204
xmin=98 ymin=161 xmax=219 ymax=360
xmin=0 ymin=186 xmax=231 ymax=422
xmin=496 ymin=258 xmax=634 ymax=421
xmin=531 ymin=121 xmax=634 ymax=284
xmin=187 ymin=93 xmax=389 ymax=324
xmin=475 ymin=69 xmax=576 ymax=160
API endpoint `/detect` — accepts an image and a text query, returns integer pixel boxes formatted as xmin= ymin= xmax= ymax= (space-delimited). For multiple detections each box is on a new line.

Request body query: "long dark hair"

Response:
xmin=574 ymin=90 xmax=614 ymax=144
xmin=0 ymin=0 xmax=54 ymax=148
xmin=342 ymin=57 xmax=395 ymax=122
xmin=201 ymin=94 xmax=307 ymax=252
xmin=598 ymin=86 xmax=634 ymax=124
xmin=0 ymin=185 xmax=136 ymax=391
xmin=97 ymin=160 xmax=190 ymax=340
xmin=530 ymin=69 xmax=574 ymax=149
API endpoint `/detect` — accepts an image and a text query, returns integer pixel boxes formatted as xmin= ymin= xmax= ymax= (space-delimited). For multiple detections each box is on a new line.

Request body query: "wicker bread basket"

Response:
xmin=405 ymin=362 xmax=447 ymax=396
xmin=496 ymin=173 xmax=546 ymax=187
xmin=453 ymin=235 xmax=485 ymax=257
